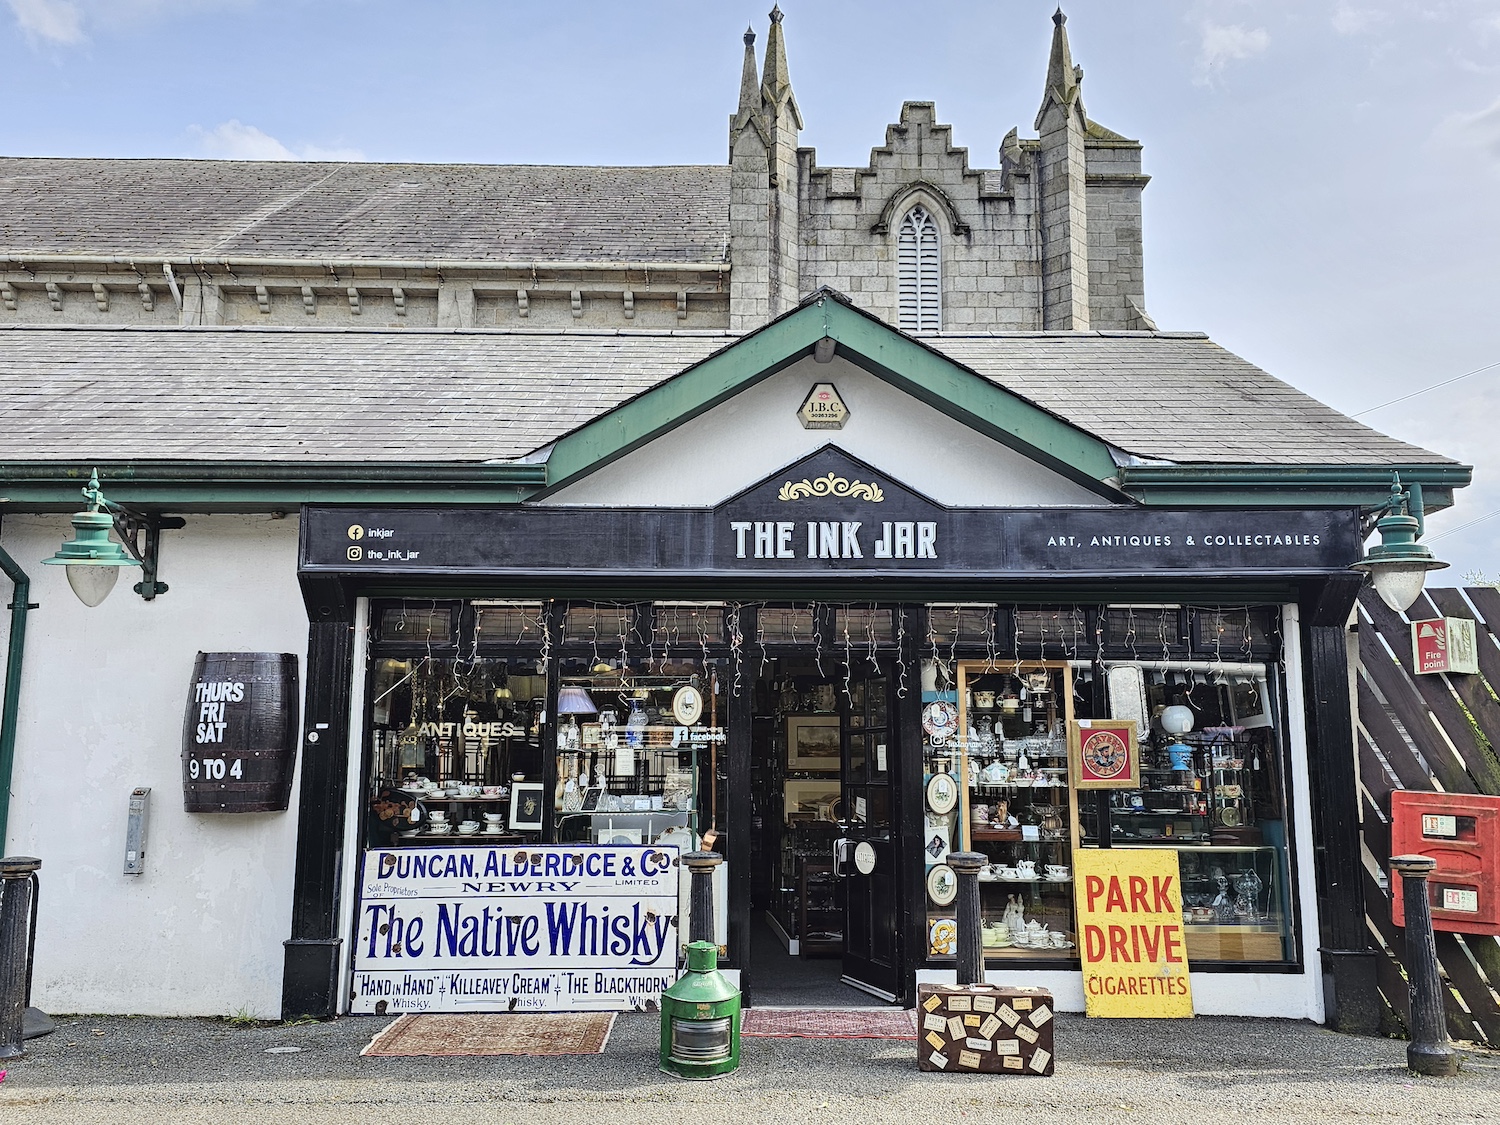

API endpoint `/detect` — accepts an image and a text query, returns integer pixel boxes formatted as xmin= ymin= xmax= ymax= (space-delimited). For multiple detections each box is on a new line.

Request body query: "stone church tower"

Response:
xmin=728 ymin=7 xmax=1154 ymax=333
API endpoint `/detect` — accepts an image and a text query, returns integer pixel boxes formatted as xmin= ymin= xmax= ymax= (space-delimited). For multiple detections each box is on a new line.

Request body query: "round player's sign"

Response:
xmin=1070 ymin=719 xmax=1140 ymax=789
xmin=1081 ymin=729 xmax=1129 ymax=779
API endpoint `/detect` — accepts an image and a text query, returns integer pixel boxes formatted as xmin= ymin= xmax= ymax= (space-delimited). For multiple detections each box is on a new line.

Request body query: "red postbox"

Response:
xmin=1390 ymin=790 xmax=1500 ymax=936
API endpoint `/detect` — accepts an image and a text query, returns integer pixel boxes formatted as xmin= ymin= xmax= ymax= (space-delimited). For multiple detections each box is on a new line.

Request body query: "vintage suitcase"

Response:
xmin=915 ymin=984 xmax=1055 ymax=1075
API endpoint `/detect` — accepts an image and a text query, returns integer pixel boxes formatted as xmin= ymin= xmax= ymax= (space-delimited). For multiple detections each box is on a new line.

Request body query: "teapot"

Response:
xmin=1015 ymin=859 xmax=1037 ymax=879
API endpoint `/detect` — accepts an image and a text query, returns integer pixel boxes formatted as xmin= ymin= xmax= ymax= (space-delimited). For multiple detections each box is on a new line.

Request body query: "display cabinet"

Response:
xmin=923 ymin=660 xmax=1081 ymax=961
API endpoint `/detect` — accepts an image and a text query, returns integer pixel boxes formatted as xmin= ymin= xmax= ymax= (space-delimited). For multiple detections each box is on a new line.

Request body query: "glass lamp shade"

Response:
xmin=556 ymin=686 xmax=598 ymax=715
xmin=65 ymin=563 xmax=121 ymax=608
xmin=1369 ymin=562 xmax=1439 ymax=613
xmin=1160 ymin=704 xmax=1195 ymax=735
xmin=1351 ymin=505 xmax=1448 ymax=614
xmin=43 ymin=504 xmax=140 ymax=607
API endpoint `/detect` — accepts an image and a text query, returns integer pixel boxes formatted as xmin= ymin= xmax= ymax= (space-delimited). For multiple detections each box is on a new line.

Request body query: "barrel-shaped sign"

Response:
xmin=181 ymin=652 xmax=300 ymax=812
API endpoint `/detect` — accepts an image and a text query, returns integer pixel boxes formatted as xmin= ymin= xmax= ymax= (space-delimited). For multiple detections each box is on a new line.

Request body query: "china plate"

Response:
xmin=922 ymin=700 xmax=959 ymax=740
xmin=925 ymin=772 xmax=959 ymax=816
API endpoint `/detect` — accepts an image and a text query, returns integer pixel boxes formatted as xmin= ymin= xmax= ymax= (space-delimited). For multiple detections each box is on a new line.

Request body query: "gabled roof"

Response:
xmin=0 ymin=289 xmax=1468 ymax=511
xmin=0 ymin=158 xmax=730 ymax=264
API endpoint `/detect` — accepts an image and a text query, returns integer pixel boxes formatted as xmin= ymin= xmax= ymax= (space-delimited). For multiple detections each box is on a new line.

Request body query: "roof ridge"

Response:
xmin=0 ymin=322 xmax=745 ymax=338
xmin=0 ymin=156 xmax=731 ymax=172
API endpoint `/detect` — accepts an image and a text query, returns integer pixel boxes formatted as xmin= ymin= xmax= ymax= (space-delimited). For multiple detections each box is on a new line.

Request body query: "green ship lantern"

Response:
xmin=659 ymin=940 xmax=741 ymax=1079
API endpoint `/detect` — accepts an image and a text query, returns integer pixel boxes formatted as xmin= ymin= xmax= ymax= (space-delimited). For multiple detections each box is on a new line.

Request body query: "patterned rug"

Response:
xmin=741 ymin=1008 xmax=917 ymax=1039
xmin=361 ymin=1012 xmax=616 ymax=1057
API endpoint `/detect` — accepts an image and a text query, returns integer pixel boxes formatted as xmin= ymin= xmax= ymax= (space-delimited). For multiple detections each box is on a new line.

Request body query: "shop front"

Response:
xmin=286 ymin=442 xmax=1362 ymax=1018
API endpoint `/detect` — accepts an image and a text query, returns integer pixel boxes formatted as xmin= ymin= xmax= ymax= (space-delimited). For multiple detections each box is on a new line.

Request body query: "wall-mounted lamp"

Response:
xmin=42 ymin=469 xmax=183 ymax=606
xmin=1350 ymin=474 xmax=1448 ymax=613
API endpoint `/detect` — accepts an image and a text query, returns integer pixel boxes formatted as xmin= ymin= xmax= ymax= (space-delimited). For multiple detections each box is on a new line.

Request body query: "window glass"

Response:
xmin=365 ymin=654 xmax=547 ymax=848
xmin=1077 ymin=663 xmax=1292 ymax=963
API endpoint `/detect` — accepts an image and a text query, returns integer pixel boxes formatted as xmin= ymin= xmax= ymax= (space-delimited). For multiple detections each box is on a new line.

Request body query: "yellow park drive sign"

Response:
xmin=1073 ymin=848 xmax=1194 ymax=1018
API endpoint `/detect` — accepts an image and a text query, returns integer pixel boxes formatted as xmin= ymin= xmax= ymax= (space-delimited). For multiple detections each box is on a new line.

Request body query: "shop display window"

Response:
xmin=365 ymin=649 xmax=548 ymax=848
xmin=921 ymin=629 xmax=1296 ymax=967
xmin=1078 ymin=661 xmax=1293 ymax=963
xmin=550 ymin=655 xmax=724 ymax=852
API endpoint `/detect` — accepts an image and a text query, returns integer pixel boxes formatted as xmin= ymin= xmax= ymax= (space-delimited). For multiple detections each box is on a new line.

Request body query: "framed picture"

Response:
xmin=1068 ymin=719 xmax=1141 ymax=789
xmin=509 ymin=781 xmax=546 ymax=830
xmin=580 ymin=785 xmax=605 ymax=813
xmin=787 ymin=715 xmax=841 ymax=772
xmin=923 ymin=823 xmax=951 ymax=866
xmin=783 ymin=778 xmax=842 ymax=822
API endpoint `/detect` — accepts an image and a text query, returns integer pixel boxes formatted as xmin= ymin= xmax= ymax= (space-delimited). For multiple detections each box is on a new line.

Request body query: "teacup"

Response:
xmin=458 ymin=821 xmax=480 ymax=834
xmin=482 ymin=786 xmax=501 ymax=797
xmin=1049 ymin=931 xmax=1068 ymax=948
xmin=974 ymin=691 xmax=996 ymax=710
xmin=1045 ymin=864 xmax=1069 ymax=879
xmin=483 ymin=824 xmax=504 ymax=835
xmin=428 ymin=810 xmax=448 ymax=822
xmin=428 ymin=822 xmax=452 ymax=834
xmin=461 ymin=785 xmax=481 ymax=798
xmin=483 ymin=812 xmax=504 ymax=824
xmin=978 ymin=865 xmax=998 ymax=882
xmin=997 ymin=866 xmax=1018 ymax=880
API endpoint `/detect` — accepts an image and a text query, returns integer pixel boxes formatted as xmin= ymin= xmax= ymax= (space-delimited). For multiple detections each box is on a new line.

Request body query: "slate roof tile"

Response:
xmin=0 ymin=326 xmax=1454 ymax=468
xmin=0 ymin=159 xmax=731 ymax=263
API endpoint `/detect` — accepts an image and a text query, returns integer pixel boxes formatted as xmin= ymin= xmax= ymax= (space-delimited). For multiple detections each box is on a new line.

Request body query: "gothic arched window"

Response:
xmin=897 ymin=205 xmax=941 ymax=334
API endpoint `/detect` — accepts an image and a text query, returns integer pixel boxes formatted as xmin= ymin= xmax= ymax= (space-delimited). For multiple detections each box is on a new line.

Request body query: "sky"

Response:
xmin=3 ymin=0 xmax=1499 ymax=579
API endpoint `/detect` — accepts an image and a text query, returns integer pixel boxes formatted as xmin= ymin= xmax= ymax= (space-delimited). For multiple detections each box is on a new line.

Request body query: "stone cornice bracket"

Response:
xmin=870 ymin=180 xmax=971 ymax=236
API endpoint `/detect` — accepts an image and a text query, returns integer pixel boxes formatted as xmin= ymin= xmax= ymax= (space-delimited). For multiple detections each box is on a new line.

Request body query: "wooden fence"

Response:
xmin=1356 ymin=586 xmax=1500 ymax=1045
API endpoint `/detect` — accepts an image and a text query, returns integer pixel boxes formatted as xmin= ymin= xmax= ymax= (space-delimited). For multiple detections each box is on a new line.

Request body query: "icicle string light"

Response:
xmin=728 ymin=603 xmax=745 ymax=698
xmin=895 ymin=609 xmax=909 ymax=699
xmin=841 ymin=605 xmax=854 ymax=704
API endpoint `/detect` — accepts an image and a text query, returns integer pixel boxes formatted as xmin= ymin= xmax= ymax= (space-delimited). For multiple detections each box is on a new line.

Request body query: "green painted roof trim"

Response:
xmin=1119 ymin=463 xmax=1472 ymax=513
xmin=541 ymin=293 xmax=1125 ymax=497
xmin=0 ymin=461 xmax=545 ymax=512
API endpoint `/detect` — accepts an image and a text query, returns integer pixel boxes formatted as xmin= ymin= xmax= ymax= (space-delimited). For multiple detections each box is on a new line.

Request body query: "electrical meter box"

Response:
xmin=1390 ymin=790 xmax=1500 ymax=936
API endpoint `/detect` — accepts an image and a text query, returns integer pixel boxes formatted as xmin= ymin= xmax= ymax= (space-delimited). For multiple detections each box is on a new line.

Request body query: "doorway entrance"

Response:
xmin=747 ymin=657 xmax=905 ymax=1007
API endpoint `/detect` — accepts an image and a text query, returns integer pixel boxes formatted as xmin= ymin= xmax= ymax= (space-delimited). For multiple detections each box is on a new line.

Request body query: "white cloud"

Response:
xmin=1435 ymin=95 xmax=1500 ymax=160
xmin=1194 ymin=22 xmax=1270 ymax=84
xmin=1332 ymin=4 xmax=1389 ymax=35
xmin=6 ymin=0 xmax=84 ymax=44
xmin=188 ymin=120 xmax=365 ymax=162
xmin=6 ymin=0 xmax=244 ymax=50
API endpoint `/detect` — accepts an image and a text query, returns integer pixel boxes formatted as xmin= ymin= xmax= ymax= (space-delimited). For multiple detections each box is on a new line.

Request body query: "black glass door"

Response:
xmin=838 ymin=666 xmax=900 ymax=1000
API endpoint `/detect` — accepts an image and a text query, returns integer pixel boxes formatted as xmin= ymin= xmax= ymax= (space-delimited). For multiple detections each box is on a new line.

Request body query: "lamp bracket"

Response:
xmin=1360 ymin=473 xmax=1426 ymax=539
xmin=107 ymin=506 xmax=186 ymax=601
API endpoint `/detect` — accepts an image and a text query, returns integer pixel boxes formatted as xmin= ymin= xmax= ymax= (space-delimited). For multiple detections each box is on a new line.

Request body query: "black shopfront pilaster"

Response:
xmin=1300 ymin=574 xmax=1379 ymax=1035
xmin=281 ymin=578 xmax=355 ymax=1021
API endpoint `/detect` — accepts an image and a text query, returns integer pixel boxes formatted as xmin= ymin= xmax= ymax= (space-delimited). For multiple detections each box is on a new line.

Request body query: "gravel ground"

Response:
xmin=2 ymin=1012 xmax=1497 ymax=1125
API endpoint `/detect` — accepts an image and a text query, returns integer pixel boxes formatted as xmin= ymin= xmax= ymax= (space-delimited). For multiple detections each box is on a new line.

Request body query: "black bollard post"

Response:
xmin=0 ymin=857 xmax=42 ymax=1061
xmin=683 ymin=850 xmax=722 ymax=947
xmin=1390 ymin=854 xmax=1459 ymax=1077
xmin=948 ymin=851 xmax=986 ymax=986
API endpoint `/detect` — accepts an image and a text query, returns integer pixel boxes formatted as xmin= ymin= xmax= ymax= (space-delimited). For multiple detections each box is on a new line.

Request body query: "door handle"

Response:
xmin=833 ymin=837 xmax=852 ymax=877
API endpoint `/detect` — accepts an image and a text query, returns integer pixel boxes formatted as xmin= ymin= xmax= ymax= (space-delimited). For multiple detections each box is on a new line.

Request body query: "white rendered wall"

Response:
xmin=544 ymin=355 xmax=1111 ymax=508
xmin=0 ymin=514 xmax=307 ymax=1018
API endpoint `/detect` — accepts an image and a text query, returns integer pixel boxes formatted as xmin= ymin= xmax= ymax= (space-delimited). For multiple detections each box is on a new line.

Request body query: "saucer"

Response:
xmin=482 ymin=826 xmax=504 ymax=835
